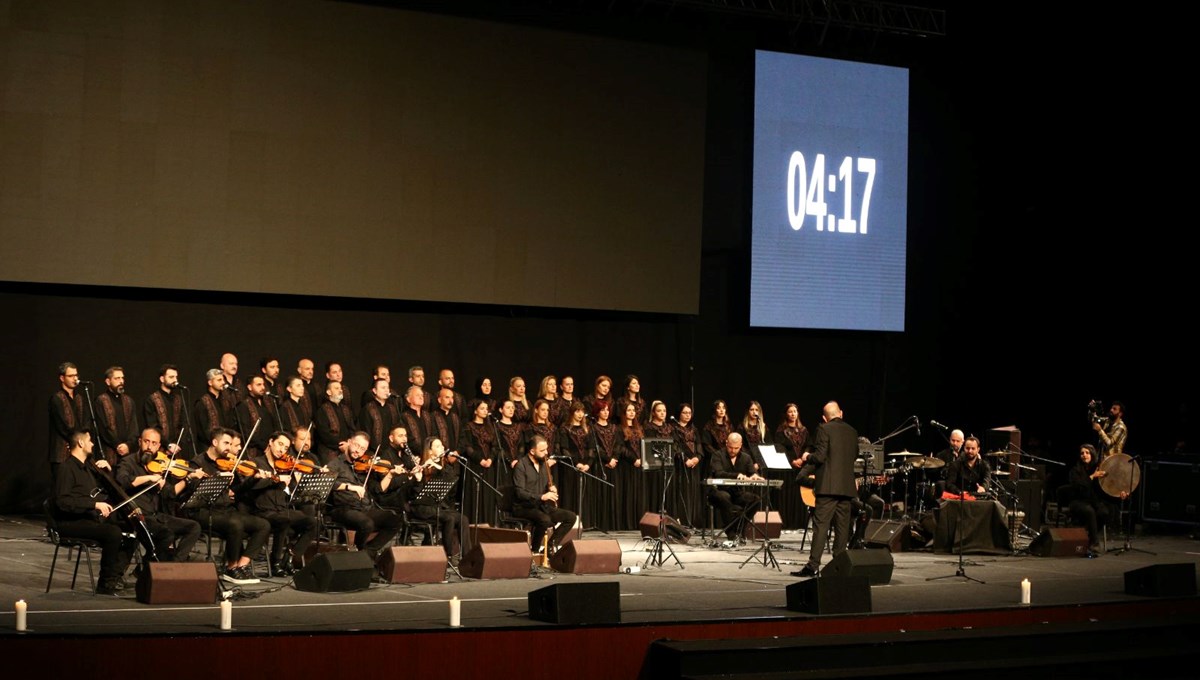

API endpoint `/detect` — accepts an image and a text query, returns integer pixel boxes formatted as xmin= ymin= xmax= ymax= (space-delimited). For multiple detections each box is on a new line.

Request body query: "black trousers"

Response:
xmin=330 ymin=506 xmax=402 ymax=555
xmin=260 ymin=509 xmax=320 ymax=562
xmin=513 ymin=503 xmax=577 ymax=549
xmin=56 ymin=516 xmax=135 ymax=583
xmin=189 ymin=508 xmax=270 ymax=564
xmin=411 ymin=504 xmax=466 ymax=556
xmin=145 ymin=512 xmax=202 ymax=561
xmin=708 ymin=489 xmax=760 ymax=539
xmin=807 ymin=494 xmax=852 ymax=570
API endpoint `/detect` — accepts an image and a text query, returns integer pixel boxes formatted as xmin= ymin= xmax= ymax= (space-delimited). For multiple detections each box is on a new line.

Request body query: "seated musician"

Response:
xmin=707 ymin=432 xmax=762 ymax=543
xmin=179 ymin=427 xmax=271 ymax=585
xmin=115 ymin=427 xmax=203 ymax=562
xmin=1059 ymin=444 xmax=1111 ymax=553
xmin=326 ymin=431 xmax=403 ymax=562
xmin=944 ymin=436 xmax=991 ymax=498
xmin=512 ymin=435 xmax=577 ymax=556
xmin=51 ymin=430 xmax=136 ymax=595
xmin=238 ymin=431 xmax=321 ymax=576
xmin=407 ymin=437 xmax=467 ymax=560
xmin=797 ymin=455 xmax=884 ymax=548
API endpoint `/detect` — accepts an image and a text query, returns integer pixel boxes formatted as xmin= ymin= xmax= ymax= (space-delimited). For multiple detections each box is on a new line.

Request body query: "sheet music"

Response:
xmin=758 ymin=445 xmax=791 ymax=471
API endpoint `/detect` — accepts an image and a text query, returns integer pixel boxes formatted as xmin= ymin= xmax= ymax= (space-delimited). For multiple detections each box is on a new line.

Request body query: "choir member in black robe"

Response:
xmin=195 ymin=369 xmax=235 ymax=445
xmin=617 ymin=402 xmax=645 ymax=531
xmin=590 ymin=402 xmax=621 ymax=532
xmin=399 ymin=385 xmax=434 ymax=449
xmin=315 ymin=380 xmax=356 ymax=462
xmin=672 ymin=403 xmax=704 ymax=529
xmin=49 ymin=362 xmax=92 ymax=474
xmin=494 ymin=400 xmax=526 ymax=476
xmin=554 ymin=401 xmax=595 ymax=519
xmin=580 ymin=374 xmax=614 ymax=425
xmin=143 ymin=364 xmax=187 ymax=453
xmin=279 ymin=375 xmax=314 ymax=434
xmin=358 ymin=378 xmax=400 ymax=451
xmin=236 ymin=376 xmax=280 ymax=457
xmin=774 ymin=403 xmax=811 ymax=530
xmin=462 ymin=400 xmax=501 ymax=526
xmin=615 ymin=374 xmax=647 ymax=425
xmin=473 ymin=377 xmax=498 ymax=416
xmin=508 ymin=376 xmax=531 ymax=424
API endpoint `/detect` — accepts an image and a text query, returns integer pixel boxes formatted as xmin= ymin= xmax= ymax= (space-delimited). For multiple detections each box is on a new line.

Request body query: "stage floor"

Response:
xmin=2 ymin=513 xmax=1198 ymax=637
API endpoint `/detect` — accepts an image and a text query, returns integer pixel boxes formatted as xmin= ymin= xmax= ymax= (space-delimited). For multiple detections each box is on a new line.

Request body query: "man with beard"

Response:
xmin=219 ymin=352 xmax=242 ymax=411
xmin=437 ymin=368 xmax=467 ymax=421
xmin=1093 ymin=401 xmax=1128 ymax=460
xmin=259 ymin=356 xmax=282 ymax=398
xmin=297 ymin=358 xmax=320 ymax=414
xmin=945 ymin=436 xmax=992 ymax=496
xmin=512 ymin=435 xmax=578 ymax=557
xmin=49 ymin=362 xmax=91 ymax=477
xmin=326 ymin=431 xmax=403 ymax=561
xmin=95 ymin=366 xmax=139 ymax=467
xmin=359 ymin=378 xmax=400 ymax=450
xmin=316 ymin=379 xmax=357 ymax=461
xmin=359 ymin=364 xmax=391 ymax=410
xmin=116 ymin=427 xmax=203 ymax=562
xmin=236 ymin=375 xmax=279 ymax=457
xmin=144 ymin=364 xmax=187 ymax=452
xmin=238 ymin=431 xmax=320 ymax=576
xmin=195 ymin=369 xmax=235 ymax=444
xmin=180 ymin=428 xmax=270 ymax=584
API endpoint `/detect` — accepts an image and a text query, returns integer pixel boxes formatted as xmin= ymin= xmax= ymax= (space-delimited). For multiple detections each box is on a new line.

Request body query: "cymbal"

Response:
xmin=889 ymin=450 xmax=922 ymax=457
xmin=992 ymin=470 xmax=1010 ymax=477
xmin=985 ymin=450 xmax=1010 ymax=457
xmin=909 ymin=456 xmax=945 ymax=469
xmin=1099 ymin=453 xmax=1141 ymax=497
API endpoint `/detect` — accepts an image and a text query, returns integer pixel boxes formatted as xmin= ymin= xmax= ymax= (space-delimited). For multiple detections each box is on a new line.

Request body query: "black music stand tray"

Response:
xmin=291 ymin=472 xmax=337 ymax=507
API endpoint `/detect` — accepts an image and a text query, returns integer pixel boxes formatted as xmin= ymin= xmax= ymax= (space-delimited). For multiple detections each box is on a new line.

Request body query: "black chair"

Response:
xmin=44 ymin=499 xmax=100 ymax=594
xmin=495 ymin=485 xmax=533 ymax=534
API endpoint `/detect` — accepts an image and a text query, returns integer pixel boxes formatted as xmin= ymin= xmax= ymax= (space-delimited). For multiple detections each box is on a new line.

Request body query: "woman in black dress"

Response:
xmin=774 ymin=403 xmax=810 ymax=530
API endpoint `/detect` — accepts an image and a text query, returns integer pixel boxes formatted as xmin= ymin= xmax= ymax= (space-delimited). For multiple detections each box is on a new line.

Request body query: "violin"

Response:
xmin=216 ymin=456 xmax=260 ymax=477
xmin=353 ymin=457 xmax=400 ymax=475
xmin=275 ymin=453 xmax=324 ymax=474
xmin=145 ymin=452 xmax=194 ymax=479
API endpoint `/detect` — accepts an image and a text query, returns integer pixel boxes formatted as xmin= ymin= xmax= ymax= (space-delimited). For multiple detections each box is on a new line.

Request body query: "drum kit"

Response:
xmin=881 ymin=450 xmax=945 ymax=515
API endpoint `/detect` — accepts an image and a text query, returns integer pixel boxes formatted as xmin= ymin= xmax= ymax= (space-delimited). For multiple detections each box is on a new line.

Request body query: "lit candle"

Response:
xmin=220 ymin=599 xmax=232 ymax=630
xmin=449 ymin=596 xmax=461 ymax=627
xmin=1020 ymin=579 xmax=1031 ymax=605
xmin=15 ymin=600 xmax=27 ymax=632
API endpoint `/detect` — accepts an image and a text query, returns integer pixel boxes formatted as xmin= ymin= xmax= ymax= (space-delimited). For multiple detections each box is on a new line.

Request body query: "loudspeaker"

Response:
xmin=378 ymin=546 xmax=446 ymax=584
xmin=300 ymin=541 xmax=349 ymax=567
xmin=459 ymin=541 xmax=531 ymax=580
xmin=864 ymin=520 xmax=911 ymax=552
xmin=786 ymin=575 xmax=871 ymax=614
xmin=135 ymin=562 xmax=219 ymax=604
xmin=528 ymin=582 xmax=621 ymax=624
xmin=639 ymin=512 xmax=692 ymax=544
xmin=550 ymin=539 xmax=622 ymax=574
xmin=823 ymin=548 xmax=894 ymax=585
xmin=293 ymin=550 xmax=375 ymax=592
xmin=1028 ymin=527 xmax=1090 ymax=557
xmin=1124 ymin=563 xmax=1197 ymax=597
xmin=742 ymin=511 xmax=782 ymax=540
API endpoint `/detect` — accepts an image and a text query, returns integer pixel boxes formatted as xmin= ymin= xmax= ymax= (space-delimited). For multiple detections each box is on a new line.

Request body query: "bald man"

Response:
xmin=793 ymin=401 xmax=858 ymax=577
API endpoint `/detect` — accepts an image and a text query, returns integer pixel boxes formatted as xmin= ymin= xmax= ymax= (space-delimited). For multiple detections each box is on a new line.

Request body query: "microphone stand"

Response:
xmin=928 ymin=455 xmax=984 ymax=584
xmin=1107 ymin=454 xmax=1152 ymax=556
xmin=177 ymin=386 xmax=201 ymax=461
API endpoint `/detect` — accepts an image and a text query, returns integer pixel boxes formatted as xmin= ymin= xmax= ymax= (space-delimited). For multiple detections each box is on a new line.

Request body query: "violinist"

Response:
xmin=512 ymin=435 xmax=577 ymax=557
xmin=51 ymin=430 xmax=135 ymax=595
xmin=408 ymin=437 xmax=466 ymax=560
xmin=326 ymin=432 xmax=402 ymax=562
xmin=180 ymin=427 xmax=270 ymax=585
xmin=375 ymin=426 xmax=418 ymax=510
xmin=115 ymin=427 xmax=203 ymax=562
xmin=239 ymin=431 xmax=320 ymax=576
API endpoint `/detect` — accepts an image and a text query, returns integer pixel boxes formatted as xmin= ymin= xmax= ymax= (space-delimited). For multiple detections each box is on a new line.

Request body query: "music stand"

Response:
xmin=182 ymin=475 xmax=237 ymax=568
xmin=641 ymin=439 xmax=682 ymax=569
xmin=414 ymin=478 xmax=460 ymax=578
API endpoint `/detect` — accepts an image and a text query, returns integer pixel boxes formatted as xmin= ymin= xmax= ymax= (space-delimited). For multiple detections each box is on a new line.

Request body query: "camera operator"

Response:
xmin=1091 ymin=400 xmax=1127 ymax=460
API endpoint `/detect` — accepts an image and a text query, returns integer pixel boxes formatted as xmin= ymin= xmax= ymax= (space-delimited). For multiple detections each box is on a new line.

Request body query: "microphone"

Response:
xmin=930 ymin=420 xmax=949 ymax=430
xmin=914 ymin=416 xmax=921 ymax=436
xmin=172 ymin=383 xmax=187 ymax=390
xmin=79 ymin=380 xmax=95 ymax=386
xmin=669 ymin=415 xmax=678 ymax=422
xmin=551 ymin=455 xmax=574 ymax=461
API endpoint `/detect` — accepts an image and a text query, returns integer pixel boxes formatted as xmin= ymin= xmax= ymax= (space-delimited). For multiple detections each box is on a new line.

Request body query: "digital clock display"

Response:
xmin=751 ymin=50 xmax=909 ymax=331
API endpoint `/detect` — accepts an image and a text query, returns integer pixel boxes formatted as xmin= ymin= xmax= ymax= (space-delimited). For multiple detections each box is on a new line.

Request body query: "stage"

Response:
xmin=2 ymin=513 xmax=1198 ymax=678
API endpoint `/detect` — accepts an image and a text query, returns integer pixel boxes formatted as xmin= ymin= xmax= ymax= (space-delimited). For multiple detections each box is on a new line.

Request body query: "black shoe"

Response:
xmin=97 ymin=578 xmax=123 ymax=595
xmin=790 ymin=565 xmax=818 ymax=578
